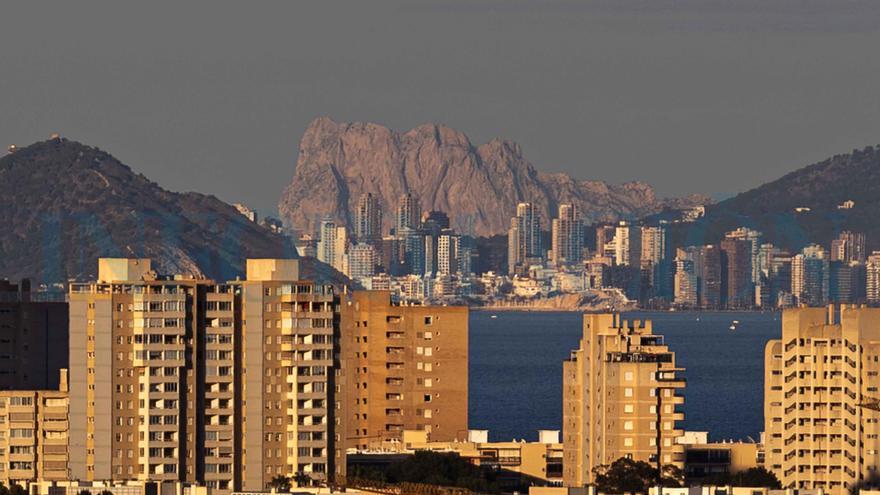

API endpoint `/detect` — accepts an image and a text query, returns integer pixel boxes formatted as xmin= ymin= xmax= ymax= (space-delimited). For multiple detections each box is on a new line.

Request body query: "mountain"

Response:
xmin=0 ymin=138 xmax=337 ymax=284
xmin=279 ymin=117 xmax=709 ymax=237
xmin=670 ymin=144 xmax=880 ymax=252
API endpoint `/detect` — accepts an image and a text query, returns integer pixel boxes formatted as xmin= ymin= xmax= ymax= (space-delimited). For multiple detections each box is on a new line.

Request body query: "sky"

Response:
xmin=2 ymin=0 xmax=880 ymax=216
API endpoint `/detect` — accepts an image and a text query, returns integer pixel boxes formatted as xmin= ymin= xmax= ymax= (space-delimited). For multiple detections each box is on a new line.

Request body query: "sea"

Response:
xmin=468 ymin=310 xmax=780 ymax=443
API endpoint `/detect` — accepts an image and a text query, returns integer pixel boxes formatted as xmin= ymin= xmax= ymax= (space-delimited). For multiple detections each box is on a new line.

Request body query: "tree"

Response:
xmin=268 ymin=475 xmax=291 ymax=492
xmin=8 ymin=486 xmax=26 ymax=495
xmin=0 ymin=483 xmax=9 ymax=495
xmin=703 ymin=467 xmax=781 ymax=489
xmin=351 ymin=451 xmax=499 ymax=493
xmin=593 ymin=457 xmax=683 ymax=495
xmin=99 ymin=491 xmax=114 ymax=495
xmin=293 ymin=472 xmax=312 ymax=488
xmin=77 ymin=490 xmax=92 ymax=495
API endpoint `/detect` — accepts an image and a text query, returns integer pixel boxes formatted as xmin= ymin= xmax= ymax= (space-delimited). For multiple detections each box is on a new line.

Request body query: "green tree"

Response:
xmin=293 ymin=472 xmax=312 ymax=487
xmin=268 ymin=475 xmax=292 ymax=492
xmin=703 ymin=467 xmax=781 ymax=488
xmin=593 ymin=457 xmax=683 ymax=495
xmin=9 ymin=485 xmax=26 ymax=495
xmin=352 ymin=451 xmax=499 ymax=493
xmin=0 ymin=482 xmax=10 ymax=495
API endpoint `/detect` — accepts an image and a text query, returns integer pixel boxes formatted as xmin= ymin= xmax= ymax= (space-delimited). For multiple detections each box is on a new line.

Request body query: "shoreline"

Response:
xmin=469 ymin=305 xmax=782 ymax=313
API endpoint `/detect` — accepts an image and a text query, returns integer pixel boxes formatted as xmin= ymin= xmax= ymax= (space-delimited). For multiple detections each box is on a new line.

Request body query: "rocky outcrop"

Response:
xmin=280 ymin=117 xmax=709 ymax=236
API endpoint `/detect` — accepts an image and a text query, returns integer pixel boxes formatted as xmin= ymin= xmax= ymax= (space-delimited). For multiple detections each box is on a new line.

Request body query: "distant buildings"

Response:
xmin=792 ymin=245 xmax=830 ymax=307
xmin=831 ymin=230 xmax=866 ymax=264
xmin=563 ymin=313 xmax=685 ymax=486
xmin=395 ymin=193 xmax=421 ymax=233
xmin=614 ymin=221 xmax=641 ymax=267
xmin=348 ymin=242 xmax=378 ymax=281
xmin=720 ymin=238 xmax=753 ymax=309
xmin=318 ymin=219 xmax=348 ymax=273
xmin=550 ymin=204 xmax=584 ymax=268
xmin=508 ymin=203 xmax=543 ymax=275
xmin=354 ymin=192 xmax=383 ymax=243
xmin=232 ymin=203 xmax=257 ymax=223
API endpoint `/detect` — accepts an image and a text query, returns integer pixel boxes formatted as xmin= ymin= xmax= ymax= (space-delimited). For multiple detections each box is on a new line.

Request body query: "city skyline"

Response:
xmin=4 ymin=2 xmax=880 ymax=215
xmin=3 ymin=2 xmax=880 ymax=495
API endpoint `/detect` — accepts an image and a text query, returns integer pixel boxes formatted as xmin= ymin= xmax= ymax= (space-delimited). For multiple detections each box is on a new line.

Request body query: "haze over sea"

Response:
xmin=469 ymin=311 xmax=780 ymax=442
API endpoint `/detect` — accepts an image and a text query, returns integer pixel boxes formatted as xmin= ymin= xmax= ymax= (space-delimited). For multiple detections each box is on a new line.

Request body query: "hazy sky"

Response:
xmin=2 ymin=1 xmax=879 ymax=216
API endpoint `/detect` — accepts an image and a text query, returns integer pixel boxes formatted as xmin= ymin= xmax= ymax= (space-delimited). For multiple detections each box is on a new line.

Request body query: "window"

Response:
xmin=624 ymin=388 xmax=633 ymax=398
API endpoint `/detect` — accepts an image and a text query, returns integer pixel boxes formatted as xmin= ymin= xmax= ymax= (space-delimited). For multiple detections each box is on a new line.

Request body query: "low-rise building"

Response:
xmin=0 ymin=371 xmax=69 ymax=487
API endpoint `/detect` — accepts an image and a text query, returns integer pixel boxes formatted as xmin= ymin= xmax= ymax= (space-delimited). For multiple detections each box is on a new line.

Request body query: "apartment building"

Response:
xmin=764 ymin=306 xmax=880 ymax=495
xmin=238 ymin=259 xmax=339 ymax=489
xmin=69 ymin=258 xmax=239 ymax=490
xmin=0 ymin=280 xmax=68 ymax=390
xmin=335 ymin=291 xmax=468 ymax=482
xmin=563 ymin=313 xmax=686 ymax=487
xmin=0 ymin=371 xmax=69 ymax=487
xmin=68 ymin=258 xmax=340 ymax=494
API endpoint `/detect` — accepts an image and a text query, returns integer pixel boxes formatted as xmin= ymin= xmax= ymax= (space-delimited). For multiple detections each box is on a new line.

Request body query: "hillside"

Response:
xmin=279 ymin=117 xmax=708 ymax=237
xmin=0 ymin=138 xmax=336 ymax=284
xmin=671 ymin=145 xmax=880 ymax=252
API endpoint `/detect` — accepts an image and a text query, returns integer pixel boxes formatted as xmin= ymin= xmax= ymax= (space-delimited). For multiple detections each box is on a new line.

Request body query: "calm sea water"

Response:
xmin=469 ymin=311 xmax=780 ymax=442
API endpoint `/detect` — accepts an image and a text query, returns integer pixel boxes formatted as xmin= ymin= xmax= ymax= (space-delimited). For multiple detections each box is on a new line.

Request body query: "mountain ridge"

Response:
xmin=279 ymin=117 xmax=710 ymax=237
xmin=670 ymin=144 xmax=880 ymax=252
xmin=0 ymin=138 xmax=340 ymax=284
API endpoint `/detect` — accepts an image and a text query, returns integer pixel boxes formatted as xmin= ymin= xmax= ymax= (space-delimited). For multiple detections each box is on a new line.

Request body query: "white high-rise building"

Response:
xmin=318 ymin=220 xmax=348 ymax=273
xmin=508 ymin=203 xmax=542 ymax=274
xmin=437 ymin=233 xmax=461 ymax=276
xmin=550 ymin=204 xmax=584 ymax=267
xmin=791 ymin=244 xmax=829 ymax=306
xmin=867 ymin=251 xmax=880 ymax=303
xmin=640 ymin=225 xmax=666 ymax=265
xmin=614 ymin=221 xmax=641 ymax=267
xmin=347 ymin=243 xmax=377 ymax=281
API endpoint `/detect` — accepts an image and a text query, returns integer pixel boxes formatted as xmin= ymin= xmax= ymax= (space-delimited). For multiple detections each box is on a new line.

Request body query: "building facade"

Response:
xmin=551 ymin=204 xmax=584 ymax=268
xmin=563 ymin=313 xmax=685 ymax=487
xmin=0 ymin=280 xmax=68 ymax=390
xmin=0 ymin=374 xmax=69 ymax=487
xmin=355 ymin=193 xmax=383 ymax=243
xmin=764 ymin=307 xmax=880 ymax=494
xmin=508 ymin=203 xmax=543 ymax=275
xmin=335 ymin=291 xmax=468 ymax=481
xmin=68 ymin=258 xmax=340 ymax=494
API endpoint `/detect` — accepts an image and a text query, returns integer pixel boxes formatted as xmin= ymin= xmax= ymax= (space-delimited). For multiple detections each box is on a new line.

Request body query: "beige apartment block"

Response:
xmin=335 ymin=291 xmax=468 ymax=482
xmin=0 ymin=371 xmax=69 ymax=487
xmin=239 ymin=259 xmax=339 ymax=489
xmin=764 ymin=306 xmax=880 ymax=495
xmin=68 ymin=258 xmax=341 ymax=494
xmin=563 ymin=313 xmax=685 ymax=487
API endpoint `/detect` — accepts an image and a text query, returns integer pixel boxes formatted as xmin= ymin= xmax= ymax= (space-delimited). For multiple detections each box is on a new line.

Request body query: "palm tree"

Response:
xmin=293 ymin=472 xmax=312 ymax=488
xmin=268 ymin=475 xmax=292 ymax=492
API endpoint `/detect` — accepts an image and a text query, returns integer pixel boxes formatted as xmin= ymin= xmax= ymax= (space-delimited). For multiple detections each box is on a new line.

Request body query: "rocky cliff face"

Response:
xmin=0 ymin=139 xmax=344 ymax=284
xmin=279 ymin=117 xmax=708 ymax=237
